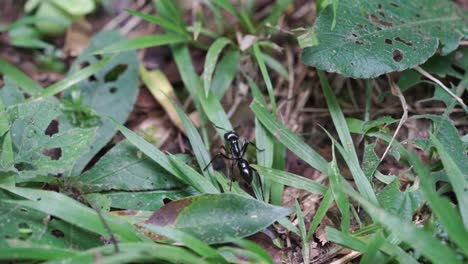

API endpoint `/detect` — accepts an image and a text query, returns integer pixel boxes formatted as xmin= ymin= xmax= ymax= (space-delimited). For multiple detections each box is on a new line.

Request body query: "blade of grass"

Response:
xmin=295 ymin=200 xmax=309 ymax=264
xmin=211 ymin=49 xmax=240 ymax=99
xmin=252 ymin=165 xmax=327 ymax=195
xmin=329 ymin=146 xmax=350 ymax=232
xmin=252 ymin=43 xmax=276 ymax=112
xmin=168 ymin=154 xmax=219 ymax=193
xmin=408 ymin=150 xmax=468 ymax=255
xmin=203 ymin=37 xmax=231 ymax=97
xmin=0 ymin=247 xmax=76 ymax=261
xmin=327 ymin=227 xmax=418 ymax=264
xmin=126 ymin=9 xmax=188 ymax=37
xmin=318 ymin=70 xmax=377 ymax=203
xmin=142 ymin=225 xmax=226 ymax=263
xmin=45 ymin=242 xmax=208 ymax=264
xmin=0 ymin=185 xmax=142 ymax=242
xmin=36 ymin=56 xmax=113 ymax=100
xmin=197 ymin=88 xmax=232 ymax=137
xmin=360 ymin=231 xmax=385 ymax=264
xmin=0 ymin=59 xmax=43 ymax=96
xmin=306 ymin=189 xmax=333 ymax=240
xmin=345 ymin=186 xmax=463 ymax=264
xmin=95 ymin=34 xmax=187 ymax=54
xmin=262 ymin=52 xmax=289 ymax=80
xmin=251 ymin=101 xmax=328 ymax=174
xmin=278 ymin=217 xmax=299 ymax=235
xmin=232 ymin=239 xmax=273 ymax=264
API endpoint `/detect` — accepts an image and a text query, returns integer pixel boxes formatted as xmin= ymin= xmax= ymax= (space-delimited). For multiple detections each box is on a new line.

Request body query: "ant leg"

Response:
xmin=203 ymin=152 xmax=233 ymax=171
xmin=246 ymin=140 xmax=264 ymax=152
xmin=229 ymin=161 xmax=236 ymax=192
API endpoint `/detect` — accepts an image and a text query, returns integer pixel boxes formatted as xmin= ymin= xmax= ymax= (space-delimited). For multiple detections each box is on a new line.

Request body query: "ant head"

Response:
xmin=224 ymin=131 xmax=239 ymax=141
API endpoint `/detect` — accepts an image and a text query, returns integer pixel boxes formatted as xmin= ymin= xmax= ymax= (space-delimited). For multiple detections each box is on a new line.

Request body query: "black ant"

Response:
xmin=203 ymin=126 xmax=263 ymax=191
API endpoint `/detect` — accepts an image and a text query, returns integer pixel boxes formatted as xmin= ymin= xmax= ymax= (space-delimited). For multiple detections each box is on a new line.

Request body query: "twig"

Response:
xmin=330 ymin=251 xmax=362 ymax=264
xmin=460 ymin=40 xmax=468 ymax=46
xmin=413 ymin=66 xmax=466 ymax=108
xmin=380 ymin=75 xmax=408 ymax=162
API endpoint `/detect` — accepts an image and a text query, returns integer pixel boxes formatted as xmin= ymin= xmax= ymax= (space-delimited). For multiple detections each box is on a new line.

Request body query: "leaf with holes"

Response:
xmin=60 ymin=30 xmax=139 ymax=175
xmin=377 ymin=180 xmax=423 ymax=220
xmin=301 ymin=0 xmax=465 ymax=78
xmin=6 ymin=99 xmax=95 ymax=179
xmin=76 ymin=140 xmax=186 ymax=193
xmin=0 ymin=193 xmax=101 ymax=249
xmin=145 ymin=193 xmax=293 ymax=244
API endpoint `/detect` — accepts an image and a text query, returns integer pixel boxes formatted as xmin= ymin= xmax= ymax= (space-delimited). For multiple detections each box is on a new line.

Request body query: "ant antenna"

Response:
xmin=215 ymin=125 xmax=229 ymax=132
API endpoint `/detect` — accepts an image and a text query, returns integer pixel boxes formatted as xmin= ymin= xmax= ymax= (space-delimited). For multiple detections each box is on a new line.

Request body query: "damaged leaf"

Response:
xmin=145 ymin=193 xmax=293 ymax=244
xmin=301 ymin=0 xmax=465 ymax=78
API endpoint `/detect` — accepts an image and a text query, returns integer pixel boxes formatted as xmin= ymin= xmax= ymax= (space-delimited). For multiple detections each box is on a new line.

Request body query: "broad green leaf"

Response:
xmin=346 ymin=187 xmax=463 ymax=264
xmin=211 ymin=50 xmax=240 ymax=99
xmin=77 ymin=140 xmax=185 ymax=192
xmin=251 ymin=101 xmax=328 ymax=174
xmin=0 ymin=59 xmax=43 ymax=96
xmin=89 ymin=190 xmax=191 ymax=211
xmin=33 ymin=2 xmax=71 ymax=35
xmin=60 ymin=31 xmax=139 ymax=175
xmin=301 ymin=0 xmax=465 ymax=78
xmin=145 ymin=193 xmax=293 ymax=244
xmin=96 ymin=34 xmax=187 ymax=54
xmin=203 ymin=37 xmax=231 ymax=97
xmin=141 ymin=225 xmax=227 ymax=263
xmin=50 ymin=0 xmax=95 ymax=16
xmin=0 ymin=186 xmax=143 ymax=242
xmin=44 ymin=242 xmax=208 ymax=264
xmin=0 ymin=200 xmax=101 ymax=249
xmin=7 ymin=99 xmax=95 ymax=179
xmin=377 ymin=180 xmax=423 ymax=221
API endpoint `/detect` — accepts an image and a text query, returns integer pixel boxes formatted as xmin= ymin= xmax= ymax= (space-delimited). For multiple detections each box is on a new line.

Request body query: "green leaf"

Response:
xmin=60 ymin=31 xmax=139 ymax=175
xmin=7 ymin=99 xmax=96 ymax=179
xmin=262 ymin=52 xmax=289 ymax=80
xmin=49 ymin=0 xmax=95 ymax=16
xmin=211 ymin=50 xmax=240 ymax=99
xmin=423 ymin=47 xmax=468 ymax=79
xmin=0 ymin=186 xmax=142 ymax=242
xmin=361 ymin=143 xmax=380 ymax=179
xmin=377 ymin=180 xmax=423 ymax=221
xmin=203 ymin=37 xmax=231 ymax=97
xmin=345 ymin=187 xmax=463 ymax=264
xmin=96 ymin=34 xmax=187 ymax=54
xmin=251 ymin=101 xmax=328 ymax=174
xmin=306 ymin=189 xmax=333 ymax=240
xmin=0 ymin=199 xmax=101 ymax=249
xmin=146 ymin=193 xmax=293 ymax=244
xmin=77 ymin=140 xmax=185 ymax=192
xmin=197 ymin=88 xmax=232 ymax=137
xmin=301 ymin=0 xmax=465 ymax=78
xmin=253 ymin=43 xmax=277 ymax=112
